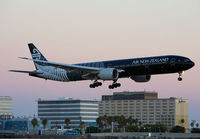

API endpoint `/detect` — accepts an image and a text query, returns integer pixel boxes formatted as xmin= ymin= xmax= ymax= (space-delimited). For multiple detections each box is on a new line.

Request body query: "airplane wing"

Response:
xmin=19 ymin=57 xmax=124 ymax=79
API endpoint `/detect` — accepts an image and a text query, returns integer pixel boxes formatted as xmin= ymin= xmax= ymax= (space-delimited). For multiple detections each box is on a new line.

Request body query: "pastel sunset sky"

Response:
xmin=1 ymin=0 xmax=200 ymax=123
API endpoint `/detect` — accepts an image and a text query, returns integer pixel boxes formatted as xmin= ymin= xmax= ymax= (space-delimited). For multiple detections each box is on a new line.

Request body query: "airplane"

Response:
xmin=9 ymin=43 xmax=195 ymax=89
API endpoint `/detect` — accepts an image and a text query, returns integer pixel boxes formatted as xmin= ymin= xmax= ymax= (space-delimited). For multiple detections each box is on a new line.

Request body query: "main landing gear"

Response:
xmin=89 ymin=81 xmax=102 ymax=88
xmin=108 ymin=81 xmax=121 ymax=89
xmin=178 ymin=71 xmax=184 ymax=81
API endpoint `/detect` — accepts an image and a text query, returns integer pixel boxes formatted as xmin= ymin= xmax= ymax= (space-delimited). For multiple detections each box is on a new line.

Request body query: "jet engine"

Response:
xmin=98 ymin=68 xmax=119 ymax=80
xmin=130 ymin=75 xmax=151 ymax=82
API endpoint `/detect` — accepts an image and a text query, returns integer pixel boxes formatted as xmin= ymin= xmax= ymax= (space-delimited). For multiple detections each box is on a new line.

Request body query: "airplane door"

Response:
xmin=170 ymin=58 xmax=176 ymax=67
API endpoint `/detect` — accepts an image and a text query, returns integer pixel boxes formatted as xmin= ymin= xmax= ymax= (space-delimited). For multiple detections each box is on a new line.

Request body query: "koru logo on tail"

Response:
xmin=32 ymin=48 xmax=41 ymax=60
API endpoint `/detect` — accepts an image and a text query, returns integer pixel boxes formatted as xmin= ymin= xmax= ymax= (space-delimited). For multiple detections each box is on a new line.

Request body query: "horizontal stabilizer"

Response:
xmin=18 ymin=57 xmax=29 ymax=60
xmin=9 ymin=70 xmax=43 ymax=74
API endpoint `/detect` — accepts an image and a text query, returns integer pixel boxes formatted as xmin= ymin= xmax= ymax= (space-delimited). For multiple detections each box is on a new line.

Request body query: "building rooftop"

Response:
xmin=38 ymin=97 xmax=99 ymax=102
xmin=102 ymin=91 xmax=158 ymax=101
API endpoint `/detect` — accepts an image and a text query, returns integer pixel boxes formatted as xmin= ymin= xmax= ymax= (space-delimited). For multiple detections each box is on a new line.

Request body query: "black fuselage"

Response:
xmin=76 ymin=55 xmax=194 ymax=79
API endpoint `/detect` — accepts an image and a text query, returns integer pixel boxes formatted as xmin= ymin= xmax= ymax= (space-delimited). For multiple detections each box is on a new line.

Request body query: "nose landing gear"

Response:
xmin=178 ymin=77 xmax=182 ymax=81
xmin=178 ymin=71 xmax=184 ymax=81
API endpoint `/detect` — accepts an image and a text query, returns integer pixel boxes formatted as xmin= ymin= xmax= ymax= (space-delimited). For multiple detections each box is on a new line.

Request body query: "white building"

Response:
xmin=0 ymin=96 xmax=12 ymax=120
xmin=38 ymin=98 xmax=98 ymax=129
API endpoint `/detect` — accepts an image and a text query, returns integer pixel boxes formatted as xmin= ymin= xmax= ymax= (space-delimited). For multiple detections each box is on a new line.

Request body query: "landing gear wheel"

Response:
xmin=116 ymin=83 xmax=121 ymax=87
xmin=108 ymin=85 xmax=114 ymax=89
xmin=108 ymin=82 xmax=121 ymax=89
xmin=178 ymin=77 xmax=182 ymax=81
xmin=89 ymin=84 xmax=95 ymax=88
xmin=93 ymin=82 xmax=99 ymax=87
xmin=98 ymin=82 xmax=102 ymax=86
xmin=89 ymin=81 xmax=102 ymax=88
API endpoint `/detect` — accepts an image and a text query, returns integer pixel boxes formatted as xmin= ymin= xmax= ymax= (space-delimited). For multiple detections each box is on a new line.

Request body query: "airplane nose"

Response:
xmin=190 ymin=61 xmax=195 ymax=68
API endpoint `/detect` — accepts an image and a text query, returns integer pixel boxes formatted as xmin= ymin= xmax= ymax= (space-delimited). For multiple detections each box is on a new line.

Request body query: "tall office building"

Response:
xmin=0 ymin=96 xmax=12 ymax=120
xmin=99 ymin=91 xmax=188 ymax=132
xmin=38 ymin=98 xmax=98 ymax=129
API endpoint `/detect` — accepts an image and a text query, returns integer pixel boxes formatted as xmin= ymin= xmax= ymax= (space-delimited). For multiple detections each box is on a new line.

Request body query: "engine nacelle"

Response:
xmin=130 ymin=75 xmax=151 ymax=82
xmin=98 ymin=68 xmax=119 ymax=80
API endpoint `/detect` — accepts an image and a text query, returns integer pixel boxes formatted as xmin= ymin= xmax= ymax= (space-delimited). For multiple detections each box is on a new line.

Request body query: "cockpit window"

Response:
xmin=184 ymin=59 xmax=190 ymax=62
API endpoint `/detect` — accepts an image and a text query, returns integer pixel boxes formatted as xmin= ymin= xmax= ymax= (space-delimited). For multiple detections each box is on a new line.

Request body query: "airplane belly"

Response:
xmin=120 ymin=63 xmax=173 ymax=77
xmin=67 ymin=72 xmax=83 ymax=81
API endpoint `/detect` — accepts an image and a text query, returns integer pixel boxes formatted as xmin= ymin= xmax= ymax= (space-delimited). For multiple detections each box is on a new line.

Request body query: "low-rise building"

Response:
xmin=38 ymin=98 xmax=98 ymax=129
xmin=99 ymin=91 xmax=188 ymax=132
xmin=0 ymin=117 xmax=51 ymax=131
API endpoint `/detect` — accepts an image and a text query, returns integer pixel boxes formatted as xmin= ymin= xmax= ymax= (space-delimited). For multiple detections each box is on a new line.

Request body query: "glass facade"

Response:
xmin=38 ymin=98 xmax=98 ymax=129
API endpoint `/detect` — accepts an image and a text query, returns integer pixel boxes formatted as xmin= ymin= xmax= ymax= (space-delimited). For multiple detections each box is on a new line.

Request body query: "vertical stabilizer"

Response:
xmin=28 ymin=43 xmax=47 ymax=69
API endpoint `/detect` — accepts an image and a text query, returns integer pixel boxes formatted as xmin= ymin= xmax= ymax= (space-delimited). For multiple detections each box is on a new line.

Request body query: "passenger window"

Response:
xmin=100 ymin=63 xmax=104 ymax=67
xmin=96 ymin=63 xmax=100 ymax=67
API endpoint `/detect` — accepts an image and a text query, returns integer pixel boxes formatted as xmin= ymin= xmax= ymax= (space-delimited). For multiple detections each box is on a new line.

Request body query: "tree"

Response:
xmin=170 ymin=126 xmax=185 ymax=133
xmin=125 ymin=125 xmax=139 ymax=132
xmin=191 ymin=120 xmax=196 ymax=128
xmin=31 ymin=118 xmax=38 ymax=129
xmin=191 ymin=122 xmax=194 ymax=128
xmin=96 ymin=117 xmax=104 ymax=132
xmin=117 ymin=115 xmax=126 ymax=128
xmin=181 ymin=119 xmax=185 ymax=124
xmin=42 ymin=119 xmax=48 ymax=129
xmin=196 ymin=123 xmax=199 ymax=128
xmin=86 ymin=126 xmax=99 ymax=133
xmin=65 ymin=118 xmax=70 ymax=129
xmin=140 ymin=124 xmax=167 ymax=132
xmin=107 ymin=116 xmax=113 ymax=127
xmin=80 ymin=121 xmax=86 ymax=134
xmin=103 ymin=115 xmax=108 ymax=127
xmin=135 ymin=118 xmax=139 ymax=126
xmin=127 ymin=116 xmax=133 ymax=126
xmin=138 ymin=121 xmax=142 ymax=127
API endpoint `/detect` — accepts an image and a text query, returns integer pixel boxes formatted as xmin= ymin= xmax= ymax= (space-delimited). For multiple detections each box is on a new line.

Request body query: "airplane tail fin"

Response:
xmin=28 ymin=43 xmax=47 ymax=69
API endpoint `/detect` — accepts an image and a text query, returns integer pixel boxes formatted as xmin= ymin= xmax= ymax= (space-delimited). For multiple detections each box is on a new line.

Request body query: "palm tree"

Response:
xmin=135 ymin=118 xmax=139 ymax=126
xmin=127 ymin=116 xmax=133 ymax=126
xmin=96 ymin=117 xmax=103 ymax=132
xmin=42 ymin=119 xmax=48 ymax=129
xmin=107 ymin=116 xmax=113 ymax=127
xmin=181 ymin=119 xmax=185 ymax=125
xmin=190 ymin=122 xmax=194 ymax=128
xmin=31 ymin=118 xmax=38 ymax=130
xmin=80 ymin=121 xmax=86 ymax=135
xmin=116 ymin=115 xmax=126 ymax=132
xmin=65 ymin=118 xmax=70 ymax=129
xmin=132 ymin=119 xmax=136 ymax=126
xmin=191 ymin=120 xmax=196 ymax=128
xmin=138 ymin=121 xmax=142 ymax=127
xmin=196 ymin=123 xmax=199 ymax=128
xmin=103 ymin=115 xmax=108 ymax=127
